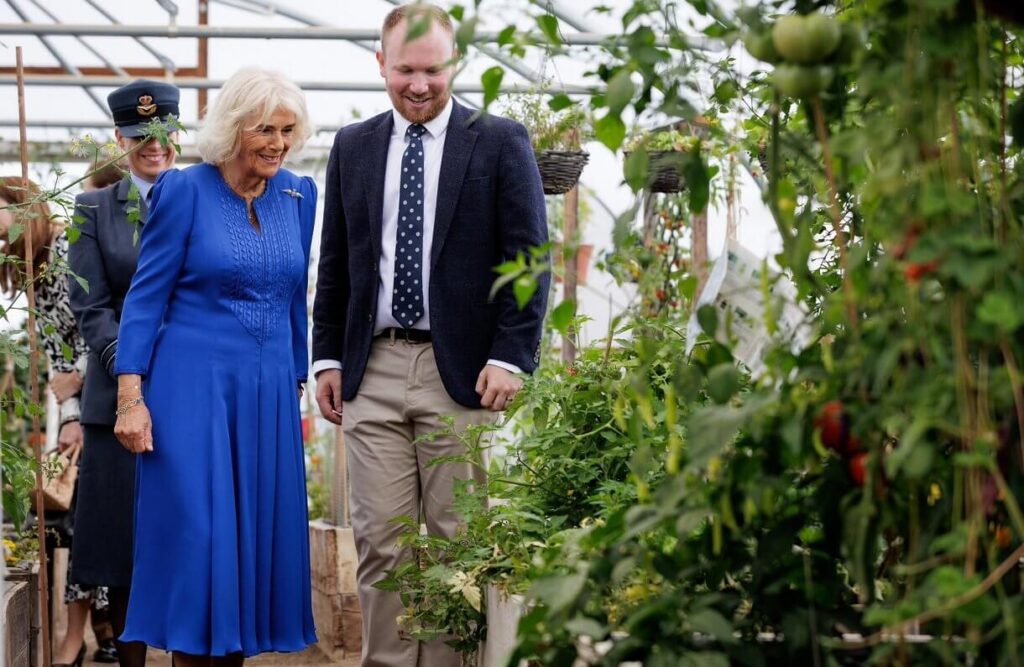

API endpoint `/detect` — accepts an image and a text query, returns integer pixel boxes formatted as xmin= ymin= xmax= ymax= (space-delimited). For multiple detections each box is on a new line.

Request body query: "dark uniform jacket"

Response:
xmin=68 ymin=177 xmax=148 ymax=425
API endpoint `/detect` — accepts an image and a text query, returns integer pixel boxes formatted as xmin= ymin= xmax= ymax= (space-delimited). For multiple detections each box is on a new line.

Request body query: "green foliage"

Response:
xmin=497 ymin=91 xmax=589 ymax=152
xmin=399 ymin=0 xmax=1024 ymax=664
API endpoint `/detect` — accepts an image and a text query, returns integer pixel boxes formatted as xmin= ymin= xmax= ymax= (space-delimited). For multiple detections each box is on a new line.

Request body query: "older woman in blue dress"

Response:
xmin=112 ymin=68 xmax=318 ymax=665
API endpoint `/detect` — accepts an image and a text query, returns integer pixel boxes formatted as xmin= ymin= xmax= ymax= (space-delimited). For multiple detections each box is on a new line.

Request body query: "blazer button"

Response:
xmin=367 ymin=313 xmax=373 ymax=322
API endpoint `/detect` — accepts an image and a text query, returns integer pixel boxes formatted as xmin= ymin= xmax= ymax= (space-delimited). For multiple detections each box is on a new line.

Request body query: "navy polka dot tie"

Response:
xmin=393 ymin=123 xmax=427 ymax=329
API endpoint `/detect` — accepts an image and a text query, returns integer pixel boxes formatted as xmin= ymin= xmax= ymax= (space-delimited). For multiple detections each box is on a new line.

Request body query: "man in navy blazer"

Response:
xmin=312 ymin=4 xmax=548 ymax=665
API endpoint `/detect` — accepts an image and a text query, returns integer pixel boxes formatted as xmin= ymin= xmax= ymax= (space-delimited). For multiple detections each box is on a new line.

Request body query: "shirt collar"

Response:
xmin=391 ymin=97 xmax=453 ymax=140
xmin=129 ymin=171 xmax=155 ymax=202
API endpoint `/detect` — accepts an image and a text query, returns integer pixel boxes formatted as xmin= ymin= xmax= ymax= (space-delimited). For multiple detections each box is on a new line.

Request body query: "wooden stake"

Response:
xmin=17 ymin=45 xmax=52 ymax=667
xmin=561 ymin=185 xmax=579 ymax=364
xmin=197 ymin=0 xmax=209 ymax=118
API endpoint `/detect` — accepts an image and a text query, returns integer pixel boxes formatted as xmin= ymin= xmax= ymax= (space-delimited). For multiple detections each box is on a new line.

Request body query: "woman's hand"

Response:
xmin=51 ymin=371 xmax=84 ymax=402
xmin=115 ymin=374 xmax=152 ymax=453
xmin=58 ymin=420 xmax=83 ymax=452
xmin=115 ymin=403 xmax=153 ymax=453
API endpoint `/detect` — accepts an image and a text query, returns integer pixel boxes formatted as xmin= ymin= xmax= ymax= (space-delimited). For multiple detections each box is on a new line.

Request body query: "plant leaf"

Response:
xmin=624 ymin=148 xmax=649 ymax=192
xmin=550 ymin=299 xmax=575 ymax=334
xmin=481 ymin=66 xmax=504 ymax=108
xmin=595 ymin=112 xmax=626 ymax=151
xmin=606 ymin=69 xmax=635 ymax=116
xmin=536 ymin=14 xmax=562 ymax=46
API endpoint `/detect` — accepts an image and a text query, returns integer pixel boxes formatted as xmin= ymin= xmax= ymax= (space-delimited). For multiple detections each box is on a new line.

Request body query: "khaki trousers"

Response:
xmin=343 ymin=337 xmax=493 ymax=667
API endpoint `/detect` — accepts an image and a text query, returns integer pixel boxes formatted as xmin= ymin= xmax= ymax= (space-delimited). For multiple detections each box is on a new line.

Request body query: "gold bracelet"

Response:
xmin=115 ymin=396 xmax=144 ymax=417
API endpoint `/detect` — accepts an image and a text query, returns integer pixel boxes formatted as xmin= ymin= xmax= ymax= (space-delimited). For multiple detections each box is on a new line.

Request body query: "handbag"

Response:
xmin=32 ymin=442 xmax=81 ymax=512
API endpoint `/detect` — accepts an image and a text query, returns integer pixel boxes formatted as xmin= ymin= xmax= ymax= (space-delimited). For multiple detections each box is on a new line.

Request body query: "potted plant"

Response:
xmin=624 ymin=128 xmax=700 ymax=193
xmin=498 ymin=93 xmax=590 ymax=195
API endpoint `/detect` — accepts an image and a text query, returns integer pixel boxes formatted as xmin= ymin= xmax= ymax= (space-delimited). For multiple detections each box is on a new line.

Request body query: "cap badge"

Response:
xmin=136 ymin=94 xmax=157 ymax=116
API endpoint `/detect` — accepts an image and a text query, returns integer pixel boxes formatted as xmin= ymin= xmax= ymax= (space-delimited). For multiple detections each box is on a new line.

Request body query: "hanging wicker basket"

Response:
xmin=535 ymin=150 xmax=589 ymax=195
xmin=625 ymin=150 xmax=687 ymax=193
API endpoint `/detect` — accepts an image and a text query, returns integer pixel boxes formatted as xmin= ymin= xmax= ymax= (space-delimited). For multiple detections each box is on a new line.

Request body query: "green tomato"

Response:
xmin=772 ymin=12 xmax=841 ymax=64
xmin=773 ymin=63 xmax=834 ymax=99
xmin=804 ymin=13 xmax=841 ymax=61
xmin=742 ymin=29 xmax=780 ymax=64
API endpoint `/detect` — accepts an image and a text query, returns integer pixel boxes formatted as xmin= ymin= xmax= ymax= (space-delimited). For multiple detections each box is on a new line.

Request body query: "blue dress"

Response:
xmin=114 ymin=164 xmax=318 ymax=656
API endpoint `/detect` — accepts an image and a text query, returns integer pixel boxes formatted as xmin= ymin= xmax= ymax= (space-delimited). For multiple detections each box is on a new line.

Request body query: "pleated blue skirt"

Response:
xmin=121 ymin=322 xmax=317 ymax=656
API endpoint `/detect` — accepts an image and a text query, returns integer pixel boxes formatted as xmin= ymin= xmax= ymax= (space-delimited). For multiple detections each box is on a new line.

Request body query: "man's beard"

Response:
xmin=394 ymin=89 xmax=451 ymax=124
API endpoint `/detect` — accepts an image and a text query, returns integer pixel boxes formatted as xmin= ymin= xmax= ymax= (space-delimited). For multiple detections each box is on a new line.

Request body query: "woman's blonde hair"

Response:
xmin=196 ymin=67 xmax=313 ymax=165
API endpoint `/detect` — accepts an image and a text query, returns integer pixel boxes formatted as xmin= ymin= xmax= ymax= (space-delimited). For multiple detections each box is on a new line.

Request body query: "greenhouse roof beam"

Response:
xmin=83 ymin=0 xmax=177 ymax=72
xmin=26 ymin=0 xmax=128 ymax=77
xmin=154 ymin=0 xmax=178 ymax=18
xmin=207 ymin=0 xmax=482 ymax=109
xmin=2 ymin=1 xmax=110 ymax=117
xmin=541 ymin=1 xmax=592 ymax=33
xmin=0 ymin=74 xmax=592 ymax=94
xmin=0 ymin=119 xmax=348 ymax=133
xmin=0 ymin=22 xmax=669 ymax=47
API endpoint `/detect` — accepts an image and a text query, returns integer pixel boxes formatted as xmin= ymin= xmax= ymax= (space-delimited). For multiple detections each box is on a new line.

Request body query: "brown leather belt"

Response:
xmin=377 ymin=327 xmax=432 ymax=344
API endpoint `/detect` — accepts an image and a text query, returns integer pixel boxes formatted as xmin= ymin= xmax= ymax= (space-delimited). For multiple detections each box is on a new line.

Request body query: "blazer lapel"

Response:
xmin=431 ymin=103 xmax=478 ymax=268
xmin=116 ymin=176 xmax=131 ymax=207
xmin=364 ymin=114 xmax=394 ymax=262
xmin=116 ymin=176 xmax=148 ymax=224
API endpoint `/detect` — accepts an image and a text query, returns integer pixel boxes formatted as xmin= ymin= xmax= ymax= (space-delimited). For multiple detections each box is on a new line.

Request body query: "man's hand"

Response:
xmin=58 ymin=420 xmax=83 ymax=452
xmin=114 ymin=403 xmax=153 ymax=453
xmin=476 ymin=365 xmax=523 ymax=412
xmin=51 ymin=371 xmax=83 ymax=402
xmin=315 ymin=369 xmax=344 ymax=425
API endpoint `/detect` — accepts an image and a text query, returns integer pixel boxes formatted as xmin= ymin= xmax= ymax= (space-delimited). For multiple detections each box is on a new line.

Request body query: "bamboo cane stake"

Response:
xmin=17 ymin=45 xmax=52 ymax=667
xmin=561 ymin=184 xmax=579 ymax=364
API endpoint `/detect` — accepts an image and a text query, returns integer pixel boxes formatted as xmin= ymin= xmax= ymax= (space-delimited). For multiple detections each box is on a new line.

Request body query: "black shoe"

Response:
xmin=94 ymin=638 xmax=119 ymax=664
xmin=53 ymin=643 xmax=86 ymax=667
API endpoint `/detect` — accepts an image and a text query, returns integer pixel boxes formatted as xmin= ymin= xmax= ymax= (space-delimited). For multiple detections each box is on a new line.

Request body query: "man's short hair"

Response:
xmin=381 ymin=3 xmax=454 ymax=47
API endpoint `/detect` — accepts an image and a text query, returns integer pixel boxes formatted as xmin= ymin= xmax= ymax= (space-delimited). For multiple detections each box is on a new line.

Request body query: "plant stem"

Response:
xmin=1 ymin=139 xmax=150 ymax=216
xmin=952 ymin=297 xmax=981 ymax=577
xmin=990 ymin=466 xmax=1024 ymax=542
xmin=811 ymin=96 xmax=857 ymax=330
xmin=894 ymin=552 xmax=960 ymax=577
xmin=999 ymin=34 xmax=1011 ymax=239
xmin=839 ymin=542 xmax=1024 ymax=651
xmin=999 ymin=339 xmax=1024 ymax=472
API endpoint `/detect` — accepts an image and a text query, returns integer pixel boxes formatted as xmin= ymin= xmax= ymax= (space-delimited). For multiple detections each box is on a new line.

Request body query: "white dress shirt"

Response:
xmin=311 ymin=99 xmax=521 ymax=378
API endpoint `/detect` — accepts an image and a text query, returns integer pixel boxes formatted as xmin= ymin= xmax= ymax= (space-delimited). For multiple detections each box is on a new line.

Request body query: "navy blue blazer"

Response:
xmin=312 ymin=101 xmax=550 ymax=408
xmin=68 ymin=177 xmax=147 ymax=425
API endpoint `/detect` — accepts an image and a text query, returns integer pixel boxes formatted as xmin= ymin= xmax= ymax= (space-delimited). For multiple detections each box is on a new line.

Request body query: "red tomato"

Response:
xmin=995 ymin=525 xmax=1013 ymax=550
xmin=815 ymin=400 xmax=847 ymax=453
xmin=891 ymin=225 xmax=921 ymax=260
xmin=849 ymin=453 xmax=867 ymax=486
xmin=904 ymin=259 xmax=939 ymax=282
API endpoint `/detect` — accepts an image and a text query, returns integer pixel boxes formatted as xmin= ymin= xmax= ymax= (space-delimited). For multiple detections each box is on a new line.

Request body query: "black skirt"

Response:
xmin=69 ymin=424 xmax=136 ymax=588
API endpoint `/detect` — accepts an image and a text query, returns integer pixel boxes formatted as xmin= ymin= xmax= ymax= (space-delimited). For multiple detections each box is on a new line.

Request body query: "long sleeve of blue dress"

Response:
xmin=290 ymin=176 xmax=317 ymax=383
xmin=115 ymin=169 xmax=195 ymax=377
